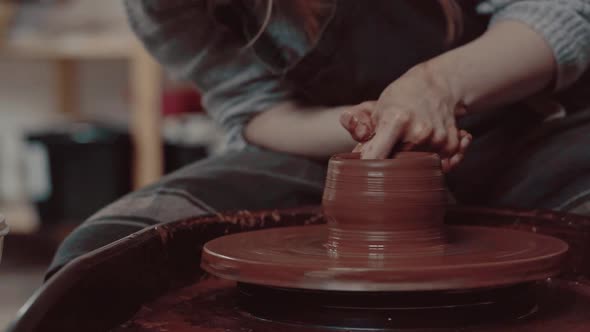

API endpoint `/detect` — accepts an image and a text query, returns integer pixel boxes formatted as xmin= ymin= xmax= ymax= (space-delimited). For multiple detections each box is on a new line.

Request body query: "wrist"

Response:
xmin=245 ymin=101 xmax=357 ymax=157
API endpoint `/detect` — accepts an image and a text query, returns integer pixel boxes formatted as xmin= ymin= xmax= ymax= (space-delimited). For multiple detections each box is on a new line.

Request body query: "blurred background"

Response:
xmin=0 ymin=0 xmax=224 ymax=328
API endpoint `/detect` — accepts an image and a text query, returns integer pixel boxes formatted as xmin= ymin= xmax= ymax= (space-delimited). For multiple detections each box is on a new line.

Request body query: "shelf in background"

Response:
xmin=0 ymin=34 xmax=134 ymax=60
xmin=0 ymin=33 xmax=164 ymax=188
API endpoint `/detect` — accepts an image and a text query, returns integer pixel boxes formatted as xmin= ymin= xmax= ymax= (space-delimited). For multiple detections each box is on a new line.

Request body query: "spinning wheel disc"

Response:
xmin=202 ymin=224 xmax=567 ymax=291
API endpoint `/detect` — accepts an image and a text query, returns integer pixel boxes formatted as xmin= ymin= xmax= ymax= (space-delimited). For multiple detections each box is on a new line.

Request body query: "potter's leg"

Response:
xmin=450 ymin=108 xmax=590 ymax=214
xmin=46 ymin=146 xmax=326 ymax=279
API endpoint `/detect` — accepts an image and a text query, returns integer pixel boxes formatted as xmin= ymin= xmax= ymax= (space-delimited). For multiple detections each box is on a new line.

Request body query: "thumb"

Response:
xmin=340 ymin=101 xmax=377 ymax=142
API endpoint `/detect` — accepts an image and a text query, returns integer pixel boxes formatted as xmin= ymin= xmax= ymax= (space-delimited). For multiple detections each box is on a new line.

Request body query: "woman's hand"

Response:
xmin=339 ymin=101 xmax=378 ymax=142
xmin=340 ymin=64 xmax=471 ymax=172
xmin=340 ymin=19 xmax=559 ymax=172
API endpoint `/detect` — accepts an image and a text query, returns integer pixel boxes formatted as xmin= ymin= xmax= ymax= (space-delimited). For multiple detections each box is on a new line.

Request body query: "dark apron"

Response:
xmin=285 ymin=0 xmax=485 ymax=106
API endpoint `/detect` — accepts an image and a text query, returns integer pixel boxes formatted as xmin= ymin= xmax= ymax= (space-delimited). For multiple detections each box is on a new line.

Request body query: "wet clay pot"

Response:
xmin=323 ymin=152 xmax=447 ymax=254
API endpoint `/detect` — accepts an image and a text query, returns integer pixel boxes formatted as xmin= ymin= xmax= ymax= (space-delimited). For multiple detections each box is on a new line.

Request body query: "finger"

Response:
xmin=361 ymin=112 xmax=409 ymax=159
xmin=340 ymin=106 xmax=376 ymax=142
xmin=404 ymin=119 xmax=434 ymax=148
xmin=443 ymin=130 xmax=470 ymax=172
xmin=352 ymin=143 xmax=364 ymax=153
xmin=441 ymin=125 xmax=459 ymax=157
xmin=354 ymin=108 xmax=375 ymax=142
xmin=430 ymin=116 xmax=447 ymax=151
xmin=440 ymin=112 xmax=458 ymax=156
xmin=458 ymin=130 xmax=472 ymax=155
xmin=448 ymin=153 xmax=464 ymax=170
xmin=340 ymin=110 xmax=359 ymax=133
xmin=352 ymin=102 xmax=375 ymax=126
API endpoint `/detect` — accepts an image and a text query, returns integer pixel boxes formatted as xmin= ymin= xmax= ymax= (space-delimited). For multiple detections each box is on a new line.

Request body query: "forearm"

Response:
xmin=427 ymin=20 xmax=556 ymax=112
xmin=244 ymin=102 xmax=357 ymax=158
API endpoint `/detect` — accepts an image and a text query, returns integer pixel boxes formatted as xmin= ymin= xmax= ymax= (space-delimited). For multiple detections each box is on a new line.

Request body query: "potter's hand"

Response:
xmin=339 ymin=101 xmax=377 ymax=143
xmin=341 ymin=64 xmax=471 ymax=172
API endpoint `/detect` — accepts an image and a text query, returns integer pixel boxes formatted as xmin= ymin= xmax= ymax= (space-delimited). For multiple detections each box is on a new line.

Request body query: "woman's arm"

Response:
xmin=432 ymin=20 xmax=555 ymax=112
xmin=358 ymin=0 xmax=590 ymax=162
xmin=245 ymin=101 xmax=376 ymax=158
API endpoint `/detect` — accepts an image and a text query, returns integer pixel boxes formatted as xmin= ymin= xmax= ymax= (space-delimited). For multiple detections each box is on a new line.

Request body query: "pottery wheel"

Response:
xmin=202 ymin=152 xmax=568 ymax=292
xmin=202 ymin=224 xmax=567 ymax=291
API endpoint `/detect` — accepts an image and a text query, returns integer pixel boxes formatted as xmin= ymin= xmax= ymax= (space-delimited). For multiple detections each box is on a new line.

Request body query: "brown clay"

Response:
xmin=201 ymin=152 xmax=568 ymax=291
xmin=323 ymin=152 xmax=448 ymax=253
